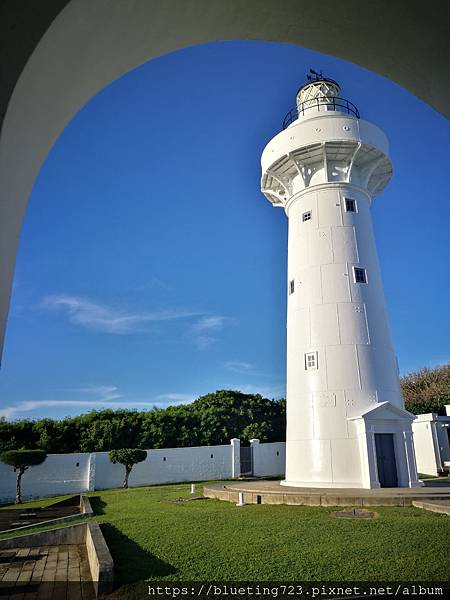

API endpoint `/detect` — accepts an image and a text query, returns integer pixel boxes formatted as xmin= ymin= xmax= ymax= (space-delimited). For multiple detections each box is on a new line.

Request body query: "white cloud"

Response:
xmin=133 ymin=277 xmax=171 ymax=292
xmin=192 ymin=316 xmax=228 ymax=333
xmin=42 ymin=295 xmax=202 ymax=334
xmin=190 ymin=315 xmax=232 ymax=350
xmin=223 ymin=360 xmax=253 ymax=373
xmin=69 ymin=385 xmax=122 ymax=401
xmin=156 ymin=393 xmax=196 ymax=403
xmin=0 ymin=389 xmax=196 ymax=420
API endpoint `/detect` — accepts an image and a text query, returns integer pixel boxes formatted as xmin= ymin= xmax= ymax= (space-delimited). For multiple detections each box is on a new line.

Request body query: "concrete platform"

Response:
xmin=203 ymin=479 xmax=450 ymax=507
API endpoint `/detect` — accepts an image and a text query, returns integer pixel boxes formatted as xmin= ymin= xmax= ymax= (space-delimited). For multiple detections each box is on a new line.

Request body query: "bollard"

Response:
xmin=191 ymin=483 xmax=196 ymax=494
xmin=236 ymin=492 xmax=245 ymax=507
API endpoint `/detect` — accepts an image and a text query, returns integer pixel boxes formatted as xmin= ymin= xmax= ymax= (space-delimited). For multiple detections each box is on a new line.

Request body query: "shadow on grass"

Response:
xmin=100 ymin=523 xmax=177 ymax=585
xmin=89 ymin=495 xmax=107 ymax=515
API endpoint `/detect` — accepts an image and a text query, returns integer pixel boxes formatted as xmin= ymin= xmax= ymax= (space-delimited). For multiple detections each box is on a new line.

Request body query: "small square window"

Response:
xmin=302 ymin=211 xmax=312 ymax=222
xmin=345 ymin=198 xmax=357 ymax=212
xmin=353 ymin=267 xmax=367 ymax=283
xmin=289 ymin=279 xmax=295 ymax=295
xmin=305 ymin=351 xmax=318 ymax=370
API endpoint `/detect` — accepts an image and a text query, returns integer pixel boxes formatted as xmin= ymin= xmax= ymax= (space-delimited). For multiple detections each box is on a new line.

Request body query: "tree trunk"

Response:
xmin=15 ymin=468 xmax=24 ymax=504
xmin=123 ymin=466 xmax=131 ymax=488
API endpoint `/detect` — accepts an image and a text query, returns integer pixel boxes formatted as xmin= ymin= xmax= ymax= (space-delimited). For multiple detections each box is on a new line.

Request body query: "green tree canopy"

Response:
xmin=401 ymin=364 xmax=450 ymax=415
xmin=240 ymin=421 xmax=274 ymax=444
xmin=0 ymin=390 xmax=286 ymax=453
xmin=109 ymin=448 xmax=147 ymax=488
xmin=0 ymin=449 xmax=47 ymax=504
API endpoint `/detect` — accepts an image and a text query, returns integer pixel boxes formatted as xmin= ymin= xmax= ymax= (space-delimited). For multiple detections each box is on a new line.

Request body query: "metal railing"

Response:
xmin=282 ymin=96 xmax=360 ymax=129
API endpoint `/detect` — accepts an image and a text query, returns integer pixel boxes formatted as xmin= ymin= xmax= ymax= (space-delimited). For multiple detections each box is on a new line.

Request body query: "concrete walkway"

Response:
xmin=204 ymin=479 xmax=450 ymax=507
xmin=0 ymin=544 xmax=96 ymax=599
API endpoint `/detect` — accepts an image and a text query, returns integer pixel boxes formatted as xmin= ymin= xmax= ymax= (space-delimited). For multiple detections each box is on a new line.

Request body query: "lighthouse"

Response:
xmin=261 ymin=73 xmax=421 ymax=489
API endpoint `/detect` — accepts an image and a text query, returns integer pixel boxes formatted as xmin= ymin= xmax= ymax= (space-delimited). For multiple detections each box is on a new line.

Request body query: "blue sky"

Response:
xmin=0 ymin=41 xmax=449 ymax=420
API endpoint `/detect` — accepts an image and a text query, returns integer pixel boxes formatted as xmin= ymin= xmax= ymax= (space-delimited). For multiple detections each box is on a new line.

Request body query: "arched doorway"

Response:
xmin=0 ymin=0 xmax=448 ymax=362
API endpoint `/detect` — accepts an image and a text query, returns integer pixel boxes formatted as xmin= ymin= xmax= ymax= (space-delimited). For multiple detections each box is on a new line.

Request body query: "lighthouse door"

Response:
xmin=374 ymin=433 xmax=398 ymax=487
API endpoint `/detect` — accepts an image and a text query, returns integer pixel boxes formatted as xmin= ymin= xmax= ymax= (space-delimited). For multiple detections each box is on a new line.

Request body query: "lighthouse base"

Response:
xmin=203 ymin=479 xmax=449 ymax=507
xmin=284 ymin=402 xmax=422 ymax=489
xmin=280 ymin=479 xmax=380 ymax=489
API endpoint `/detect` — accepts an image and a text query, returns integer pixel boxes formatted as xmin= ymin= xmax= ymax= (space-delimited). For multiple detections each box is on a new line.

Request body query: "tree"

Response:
xmin=109 ymin=448 xmax=147 ymax=488
xmin=0 ymin=449 xmax=47 ymax=504
xmin=241 ymin=421 xmax=273 ymax=444
xmin=0 ymin=390 xmax=287 ymax=454
xmin=401 ymin=364 xmax=450 ymax=415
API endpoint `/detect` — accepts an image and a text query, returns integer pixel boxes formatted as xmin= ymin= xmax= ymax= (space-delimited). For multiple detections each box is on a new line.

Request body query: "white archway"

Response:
xmin=0 ymin=0 xmax=448 ymax=360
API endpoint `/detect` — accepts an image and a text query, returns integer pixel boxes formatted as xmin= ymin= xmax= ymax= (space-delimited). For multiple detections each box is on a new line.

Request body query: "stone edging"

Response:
xmin=0 ymin=521 xmax=113 ymax=597
xmin=204 ymin=483 xmax=450 ymax=507
xmin=0 ymin=494 xmax=93 ymax=534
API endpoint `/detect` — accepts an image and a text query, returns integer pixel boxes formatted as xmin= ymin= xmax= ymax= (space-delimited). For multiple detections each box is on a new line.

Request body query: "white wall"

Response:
xmin=251 ymin=440 xmax=285 ymax=477
xmin=94 ymin=445 xmax=233 ymax=490
xmin=412 ymin=414 xmax=450 ymax=476
xmin=0 ymin=442 xmax=236 ymax=503
xmin=0 ymin=453 xmax=91 ymax=504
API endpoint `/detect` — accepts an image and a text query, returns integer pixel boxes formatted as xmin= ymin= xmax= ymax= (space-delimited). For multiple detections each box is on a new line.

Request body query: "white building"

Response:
xmin=412 ymin=406 xmax=450 ymax=476
xmin=260 ymin=73 xmax=421 ymax=489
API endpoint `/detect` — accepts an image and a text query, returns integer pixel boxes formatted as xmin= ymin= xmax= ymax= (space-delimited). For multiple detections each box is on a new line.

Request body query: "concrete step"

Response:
xmin=412 ymin=500 xmax=450 ymax=515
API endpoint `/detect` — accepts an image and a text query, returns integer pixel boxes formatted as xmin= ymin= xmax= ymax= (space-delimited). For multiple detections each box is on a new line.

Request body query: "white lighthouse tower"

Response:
xmin=261 ymin=73 xmax=421 ymax=489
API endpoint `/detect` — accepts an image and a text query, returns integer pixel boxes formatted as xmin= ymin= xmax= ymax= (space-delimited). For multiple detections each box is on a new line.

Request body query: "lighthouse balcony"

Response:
xmin=283 ymin=96 xmax=360 ymax=129
xmin=261 ymin=140 xmax=392 ymax=206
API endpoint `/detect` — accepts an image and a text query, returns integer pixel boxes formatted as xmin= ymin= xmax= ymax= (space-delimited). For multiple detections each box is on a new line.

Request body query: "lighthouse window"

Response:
xmin=305 ymin=352 xmax=318 ymax=370
xmin=353 ymin=267 xmax=367 ymax=284
xmin=345 ymin=198 xmax=357 ymax=212
xmin=302 ymin=211 xmax=312 ymax=222
xmin=289 ymin=279 xmax=295 ymax=295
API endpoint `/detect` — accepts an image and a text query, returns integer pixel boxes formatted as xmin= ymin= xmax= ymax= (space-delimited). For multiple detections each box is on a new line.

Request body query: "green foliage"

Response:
xmin=0 ymin=390 xmax=286 ymax=453
xmin=401 ymin=364 xmax=450 ymax=415
xmin=0 ymin=449 xmax=47 ymax=469
xmin=109 ymin=449 xmax=147 ymax=468
xmin=240 ymin=421 xmax=273 ymax=443
xmin=0 ymin=449 xmax=47 ymax=504
xmin=109 ymin=448 xmax=147 ymax=488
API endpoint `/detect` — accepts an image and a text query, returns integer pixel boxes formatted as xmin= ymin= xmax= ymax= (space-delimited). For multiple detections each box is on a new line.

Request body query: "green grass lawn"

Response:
xmin=2 ymin=482 xmax=450 ymax=598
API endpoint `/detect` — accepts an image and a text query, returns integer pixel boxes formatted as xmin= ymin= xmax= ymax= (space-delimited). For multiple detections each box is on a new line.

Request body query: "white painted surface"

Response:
xmin=0 ymin=453 xmax=90 ymax=504
xmin=412 ymin=413 xmax=450 ymax=476
xmin=0 ymin=0 xmax=447 ymax=363
xmin=262 ymin=79 xmax=420 ymax=488
xmin=0 ymin=440 xmax=269 ymax=503
xmin=251 ymin=440 xmax=285 ymax=477
xmin=94 ymin=445 xmax=233 ymax=489
xmin=0 ymin=430 xmax=438 ymax=502
xmin=230 ymin=438 xmax=241 ymax=479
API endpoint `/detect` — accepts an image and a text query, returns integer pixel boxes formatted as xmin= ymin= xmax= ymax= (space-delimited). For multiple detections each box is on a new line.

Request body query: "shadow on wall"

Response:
xmin=100 ymin=523 xmax=177 ymax=586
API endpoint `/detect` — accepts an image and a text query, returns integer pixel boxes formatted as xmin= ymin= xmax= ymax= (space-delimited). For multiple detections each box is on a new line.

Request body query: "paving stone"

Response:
xmin=0 ymin=544 xmax=94 ymax=599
